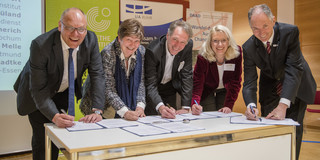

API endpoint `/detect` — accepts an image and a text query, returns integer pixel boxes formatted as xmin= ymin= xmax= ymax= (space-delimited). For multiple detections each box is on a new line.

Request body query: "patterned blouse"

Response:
xmin=80 ymin=38 xmax=146 ymax=117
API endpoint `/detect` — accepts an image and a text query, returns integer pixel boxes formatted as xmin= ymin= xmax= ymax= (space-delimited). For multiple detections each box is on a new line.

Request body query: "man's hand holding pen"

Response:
xmin=245 ymin=105 xmax=261 ymax=121
xmin=159 ymin=104 xmax=176 ymax=119
xmin=52 ymin=109 xmax=74 ymax=128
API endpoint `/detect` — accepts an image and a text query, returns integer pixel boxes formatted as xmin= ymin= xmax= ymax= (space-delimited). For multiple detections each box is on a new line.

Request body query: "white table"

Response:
xmin=45 ymin=117 xmax=296 ymax=160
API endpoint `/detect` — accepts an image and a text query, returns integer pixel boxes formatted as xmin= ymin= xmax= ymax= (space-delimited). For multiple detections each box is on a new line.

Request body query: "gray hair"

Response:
xmin=200 ymin=25 xmax=239 ymax=63
xmin=248 ymin=4 xmax=274 ymax=25
xmin=167 ymin=20 xmax=193 ymax=40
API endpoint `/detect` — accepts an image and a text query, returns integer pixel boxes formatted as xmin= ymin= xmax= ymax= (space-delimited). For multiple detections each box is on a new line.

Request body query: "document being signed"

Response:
xmin=230 ymin=116 xmax=300 ymax=126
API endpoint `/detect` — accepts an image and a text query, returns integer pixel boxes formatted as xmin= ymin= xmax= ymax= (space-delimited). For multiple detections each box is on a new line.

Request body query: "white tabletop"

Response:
xmin=45 ymin=117 xmax=270 ymax=152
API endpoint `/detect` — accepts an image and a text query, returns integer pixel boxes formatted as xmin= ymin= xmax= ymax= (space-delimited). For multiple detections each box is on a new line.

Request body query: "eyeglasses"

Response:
xmin=61 ymin=21 xmax=87 ymax=34
xmin=211 ymin=39 xmax=228 ymax=45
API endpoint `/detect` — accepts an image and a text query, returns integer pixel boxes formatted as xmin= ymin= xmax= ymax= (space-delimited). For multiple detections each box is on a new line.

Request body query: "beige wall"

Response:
xmin=189 ymin=0 xmax=214 ymax=11
xmin=295 ymin=0 xmax=320 ymax=90
xmin=277 ymin=0 xmax=294 ymax=24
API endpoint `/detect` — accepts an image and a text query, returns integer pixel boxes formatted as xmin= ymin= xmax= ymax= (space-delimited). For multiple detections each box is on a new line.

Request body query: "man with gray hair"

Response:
xmin=242 ymin=4 xmax=316 ymax=159
xmin=145 ymin=20 xmax=194 ymax=119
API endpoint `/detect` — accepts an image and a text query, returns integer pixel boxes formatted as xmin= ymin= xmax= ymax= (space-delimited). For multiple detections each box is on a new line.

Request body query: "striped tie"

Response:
xmin=276 ymin=81 xmax=282 ymax=95
xmin=266 ymin=41 xmax=271 ymax=54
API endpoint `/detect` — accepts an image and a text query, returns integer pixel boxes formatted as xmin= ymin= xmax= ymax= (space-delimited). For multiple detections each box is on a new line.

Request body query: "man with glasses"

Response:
xmin=14 ymin=8 xmax=105 ymax=160
xmin=144 ymin=20 xmax=194 ymax=118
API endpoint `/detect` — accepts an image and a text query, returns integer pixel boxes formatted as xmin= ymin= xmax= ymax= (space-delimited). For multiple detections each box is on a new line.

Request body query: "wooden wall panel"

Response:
xmin=215 ymin=0 xmax=277 ymax=114
xmin=295 ymin=0 xmax=320 ymax=89
xmin=215 ymin=0 xmax=277 ymax=46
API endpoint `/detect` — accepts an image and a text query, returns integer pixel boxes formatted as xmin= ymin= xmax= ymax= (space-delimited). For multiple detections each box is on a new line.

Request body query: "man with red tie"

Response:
xmin=242 ymin=4 xmax=316 ymax=159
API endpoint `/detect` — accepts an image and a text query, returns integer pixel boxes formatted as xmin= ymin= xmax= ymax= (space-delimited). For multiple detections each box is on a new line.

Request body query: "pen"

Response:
xmin=249 ymin=105 xmax=262 ymax=121
xmin=166 ymin=103 xmax=173 ymax=109
xmin=194 ymin=100 xmax=199 ymax=105
xmin=61 ymin=109 xmax=67 ymax=114
xmin=166 ymin=103 xmax=176 ymax=117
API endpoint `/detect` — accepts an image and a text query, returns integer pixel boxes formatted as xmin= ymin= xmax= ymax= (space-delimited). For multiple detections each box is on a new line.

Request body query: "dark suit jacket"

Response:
xmin=192 ymin=47 xmax=242 ymax=109
xmin=13 ymin=28 xmax=105 ymax=121
xmin=145 ymin=35 xmax=193 ymax=108
xmin=242 ymin=22 xmax=316 ymax=108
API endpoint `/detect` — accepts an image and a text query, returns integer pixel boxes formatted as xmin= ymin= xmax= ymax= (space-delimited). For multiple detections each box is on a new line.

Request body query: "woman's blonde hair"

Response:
xmin=200 ymin=25 xmax=239 ymax=62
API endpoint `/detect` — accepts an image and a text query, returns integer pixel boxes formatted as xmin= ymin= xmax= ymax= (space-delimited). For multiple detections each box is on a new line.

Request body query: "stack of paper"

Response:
xmin=122 ymin=125 xmax=171 ymax=136
xmin=66 ymin=121 xmax=104 ymax=132
xmin=230 ymin=116 xmax=300 ymax=126
xmin=203 ymin=111 xmax=242 ymax=118
xmin=96 ymin=119 xmax=139 ymax=128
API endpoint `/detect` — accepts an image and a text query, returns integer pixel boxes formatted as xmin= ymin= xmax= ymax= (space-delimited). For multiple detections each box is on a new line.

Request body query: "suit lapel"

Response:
xmin=254 ymin=38 xmax=269 ymax=65
xmin=172 ymin=53 xmax=181 ymax=79
xmin=77 ymin=44 xmax=85 ymax=78
xmin=160 ymin=37 xmax=166 ymax=79
xmin=210 ymin=62 xmax=219 ymax=85
xmin=53 ymin=31 xmax=64 ymax=82
xmin=253 ymin=37 xmax=274 ymax=78
xmin=270 ymin=22 xmax=281 ymax=75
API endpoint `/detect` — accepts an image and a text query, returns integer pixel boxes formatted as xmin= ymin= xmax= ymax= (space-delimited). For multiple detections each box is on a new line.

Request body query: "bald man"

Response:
xmin=14 ymin=8 xmax=105 ymax=160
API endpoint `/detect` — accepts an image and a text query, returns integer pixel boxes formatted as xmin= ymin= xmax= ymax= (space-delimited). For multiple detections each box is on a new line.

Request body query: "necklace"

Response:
xmin=216 ymin=58 xmax=225 ymax=65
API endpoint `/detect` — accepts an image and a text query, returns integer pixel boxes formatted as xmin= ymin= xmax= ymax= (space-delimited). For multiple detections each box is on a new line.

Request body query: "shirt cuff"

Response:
xmin=116 ymin=106 xmax=129 ymax=118
xmin=280 ymin=98 xmax=291 ymax=108
xmin=156 ymin=102 xmax=164 ymax=112
xmin=137 ymin=102 xmax=146 ymax=110
xmin=182 ymin=106 xmax=191 ymax=110
xmin=246 ymin=103 xmax=257 ymax=108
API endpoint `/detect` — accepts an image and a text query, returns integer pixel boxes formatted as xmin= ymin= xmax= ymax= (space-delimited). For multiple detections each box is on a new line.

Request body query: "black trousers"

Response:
xmin=28 ymin=89 xmax=68 ymax=160
xmin=261 ymin=97 xmax=306 ymax=160
xmin=200 ymin=88 xmax=226 ymax=111
xmin=145 ymin=81 xmax=178 ymax=115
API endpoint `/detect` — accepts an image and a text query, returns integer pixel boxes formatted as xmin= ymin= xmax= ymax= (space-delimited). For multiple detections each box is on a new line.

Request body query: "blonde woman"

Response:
xmin=192 ymin=25 xmax=242 ymax=114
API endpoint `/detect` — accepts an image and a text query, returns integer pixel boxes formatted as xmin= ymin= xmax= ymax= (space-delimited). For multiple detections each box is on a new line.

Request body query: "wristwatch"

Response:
xmin=94 ymin=110 xmax=103 ymax=116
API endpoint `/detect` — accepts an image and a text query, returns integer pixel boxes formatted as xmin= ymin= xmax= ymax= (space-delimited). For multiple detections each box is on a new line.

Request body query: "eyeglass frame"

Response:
xmin=60 ymin=21 xmax=87 ymax=34
xmin=211 ymin=39 xmax=229 ymax=45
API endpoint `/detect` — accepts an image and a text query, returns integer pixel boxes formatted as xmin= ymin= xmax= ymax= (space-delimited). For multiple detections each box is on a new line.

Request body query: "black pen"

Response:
xmin=166 ymin=103 xmax=173 ymax=109
xmin=166 ymin=103 xmax=176 ymax=117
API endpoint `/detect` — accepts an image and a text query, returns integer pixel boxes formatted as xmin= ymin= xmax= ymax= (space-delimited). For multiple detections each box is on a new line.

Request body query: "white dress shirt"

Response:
xmin=58 ymin=35 xmax=78 ymax=92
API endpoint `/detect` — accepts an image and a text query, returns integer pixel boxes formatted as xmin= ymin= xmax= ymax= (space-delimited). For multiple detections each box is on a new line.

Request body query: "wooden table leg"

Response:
xmin=45 ymin=129 xmax=51 ymax=160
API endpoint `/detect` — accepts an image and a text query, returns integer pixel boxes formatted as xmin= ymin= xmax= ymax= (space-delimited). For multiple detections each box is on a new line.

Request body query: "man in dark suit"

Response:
xmin=145 ymin=20 xmax=193 ymax=119
xmin=13 ymin=8 xmax=105 ymax=160
xmin=242 ymin=4 xmax=316 ymax=159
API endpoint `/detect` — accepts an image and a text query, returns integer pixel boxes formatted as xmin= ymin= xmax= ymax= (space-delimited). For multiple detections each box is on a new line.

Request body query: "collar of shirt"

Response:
xmin=120 ymin=51 xmax=136 ymax=69
xmin=120 ymin=51 xmax=136 ymax=62
xmin=263 ymin=29 xmax=275 ymax=47
xmin=160 ymin=40 xmax=175 ymax=84
xmin=120 ymin=50 xmax=136 ymax=77
xmin=60 ymin=36 xmax=79 ymax=52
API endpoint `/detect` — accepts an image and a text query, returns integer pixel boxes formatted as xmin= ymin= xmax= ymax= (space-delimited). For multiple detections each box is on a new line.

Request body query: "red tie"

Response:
xmin=276 ymin=81 xmax=282 ymax=95
xmin=266 ymin=41 xmax=271 ymax=54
